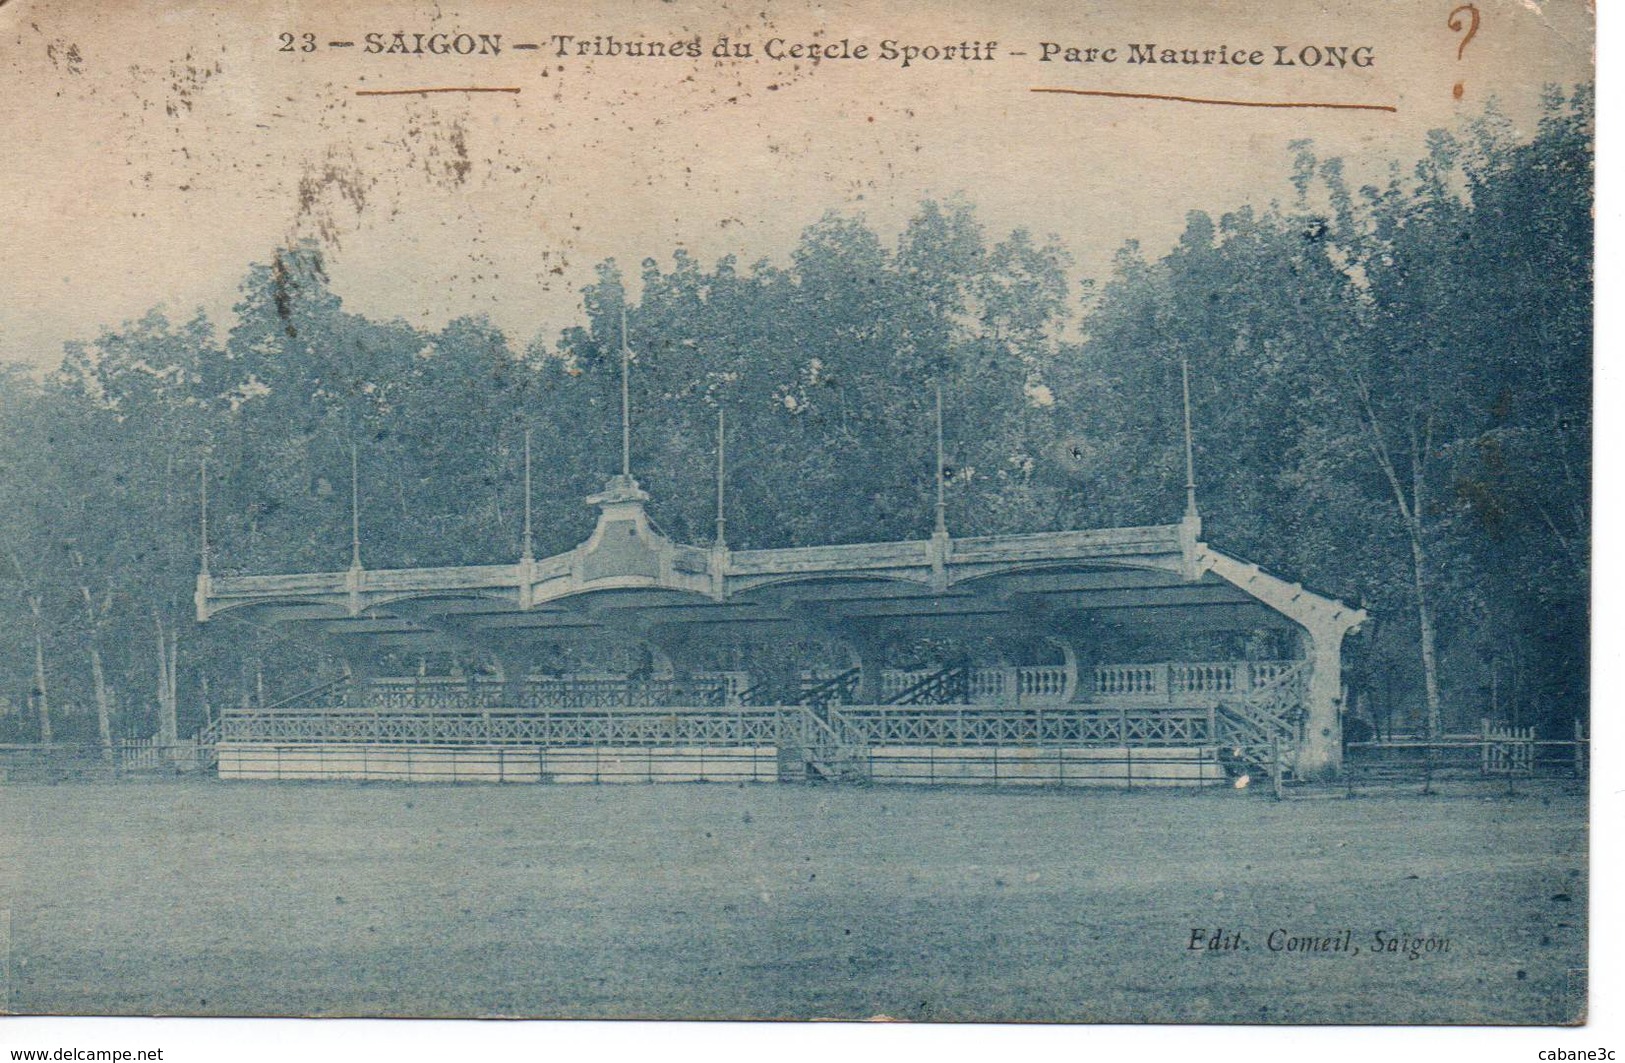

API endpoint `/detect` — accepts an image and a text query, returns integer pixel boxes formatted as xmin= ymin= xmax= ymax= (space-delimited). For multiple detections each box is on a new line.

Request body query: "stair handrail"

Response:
xmin=885 ymin=665 xmax=971 ymax=705
xmin=1224 ymin=660 xmax=1308 ymax=727
xmin=800 ymin=668 xmax=860 ymax=708
xmin=738 ymin=678 xmax=782 ymax=707
xmin=822 ymin=703 xmax=867 ymax=748
xmin=1215 ymin=660 xmax=1310 ymax=776
xmin=260 ymin=673 xmax=351 ymax=711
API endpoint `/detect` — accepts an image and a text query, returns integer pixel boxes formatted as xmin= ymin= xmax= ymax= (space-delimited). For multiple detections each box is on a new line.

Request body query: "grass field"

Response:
xmin=0 ymin=780 xmax=1587 ymax=1023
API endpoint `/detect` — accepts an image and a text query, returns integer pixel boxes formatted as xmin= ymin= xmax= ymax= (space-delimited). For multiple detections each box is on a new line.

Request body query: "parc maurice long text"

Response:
xmin=335 ymin=31 xmax=1377 ymax=70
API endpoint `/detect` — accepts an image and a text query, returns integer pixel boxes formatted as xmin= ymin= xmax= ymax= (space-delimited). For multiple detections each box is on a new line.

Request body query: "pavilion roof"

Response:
xmin=198 ymin=474 xmax=1364 ymax=657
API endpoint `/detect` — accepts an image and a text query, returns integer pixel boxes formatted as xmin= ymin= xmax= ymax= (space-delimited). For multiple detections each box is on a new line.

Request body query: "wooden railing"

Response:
xmin=222 ymin=705 xmax=786 ymax=748
xmin=1342 ymin=720 xmax=1588 ymax=782
xmin=116 ymin=733 xmax=216 ymax=774
xmin=371 ymin=678 xmax=507 ymax=710
xmin=119 ymin=736 xmax=165 ymax=772
xmin=367 ymin=675 xmax=736 ymax=710
xmin=216 ymin=704 xmax=1222 ymax=751
xmin=838 ymin=705 xmax=1216 ymax=747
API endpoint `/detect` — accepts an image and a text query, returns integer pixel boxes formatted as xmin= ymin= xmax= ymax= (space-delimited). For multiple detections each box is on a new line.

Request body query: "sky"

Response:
xmin=0 ymin=0 xmax=1594 ymax=369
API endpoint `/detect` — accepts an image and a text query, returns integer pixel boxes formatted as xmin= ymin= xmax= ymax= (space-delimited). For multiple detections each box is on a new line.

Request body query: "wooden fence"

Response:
xmin=1330 ymin=718 xmax=1587 ymax=794
xmin=3 ymin=713 xmax=1587 ymax=792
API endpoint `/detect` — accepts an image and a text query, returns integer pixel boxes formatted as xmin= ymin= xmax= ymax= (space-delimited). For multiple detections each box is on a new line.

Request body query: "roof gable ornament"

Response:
xmin=579 ymin=307 xmax=661 ymax=580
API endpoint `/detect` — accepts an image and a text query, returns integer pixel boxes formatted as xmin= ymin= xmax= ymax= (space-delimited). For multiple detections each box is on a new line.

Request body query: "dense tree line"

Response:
xmin=0 ymin=89 xmax=1589 ymax=750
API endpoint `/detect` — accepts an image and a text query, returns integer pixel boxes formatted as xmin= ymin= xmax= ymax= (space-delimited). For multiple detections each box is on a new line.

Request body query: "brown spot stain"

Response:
xmin=270 ymin=247 xmax=331 ymax=338
xmin=44 ymin=39 xmax=83 ymax=75
xmin=446 ymin=123 xmax=471 ymax=185
xmin=289 ymin=150 xmax=372 ymax=252
xmin=398 ymin=112 xmax=476 ymax=190
xmin=271 ymin=252 xmax=296 ymax=337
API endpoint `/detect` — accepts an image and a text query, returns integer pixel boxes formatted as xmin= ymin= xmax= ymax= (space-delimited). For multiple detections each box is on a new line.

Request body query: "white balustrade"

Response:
xmin=967 ymin=669 xmax=1009 ymax=701
xmin=1095 ymin=661 xmax=1296 ymax=702
xmin=1016 ymin=666 xmax=1069 ymax=699
xmin=359 ymin=660 xmax=1296 ymax=710
xmin=1094 ymin=664 xmax=1165 ymax=698
xmin=1248 ymin=661 xmax=1293 ymax=688
xmin=1170 ymin=662 xmax=1238 ymax=695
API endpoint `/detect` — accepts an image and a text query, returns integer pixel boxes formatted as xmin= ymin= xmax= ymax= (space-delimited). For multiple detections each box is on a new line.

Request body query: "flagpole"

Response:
xmin=715 ymin=406 xmax=727 ymax=547
xmin=1182 ymin=357 xmax=1199 ymax=521
xmin=198 ymin=458 xmax=209 ymax=577
xmin=620 ymin=307 xmax=631 ymax=478
xmin=522 ymin=428 xmax=534 ymax=563
xmin=350 ymin=443 xmax=362 ymax=570
xmin=934 ymin=382 xmax=948 ymax=536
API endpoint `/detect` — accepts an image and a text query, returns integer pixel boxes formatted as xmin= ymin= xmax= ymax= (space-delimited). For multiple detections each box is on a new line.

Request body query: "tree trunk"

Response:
xmin=154 ymin=613 xmax=179 ymax=745
xmin=29 ymin=600 xmax=51 ymax=745
xmin=1408 ymin=429 xmax=1444 ymax=738
xmin=1407 ymin=522 xmax=1444 ymax=737
xmin=75 ymin=578 xmax=117 ymax=760
xmin=7 ymin=550 xmax=53 ymax=744
xmin=1351 ymin=380 xmax=1445 ymax=740
xmin=88 ymin=642 xmax=114 ymax=762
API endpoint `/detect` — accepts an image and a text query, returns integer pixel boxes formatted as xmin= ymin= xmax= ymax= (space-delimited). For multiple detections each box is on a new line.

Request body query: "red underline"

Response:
xmin=355 ymin=87 xmax=523 ymax=97
xmin=1030 ymin=87 xmax=1398 ymax=113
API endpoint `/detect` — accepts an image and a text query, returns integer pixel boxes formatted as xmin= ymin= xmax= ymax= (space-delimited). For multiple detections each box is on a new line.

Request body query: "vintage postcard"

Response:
xmin=0 ymin=0 xmax=1594 ymax=1033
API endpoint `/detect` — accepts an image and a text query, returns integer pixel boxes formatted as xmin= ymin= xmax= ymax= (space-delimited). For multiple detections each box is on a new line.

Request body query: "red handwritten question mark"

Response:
xmin=1448 ymin=3 xmax=1480 ymax=99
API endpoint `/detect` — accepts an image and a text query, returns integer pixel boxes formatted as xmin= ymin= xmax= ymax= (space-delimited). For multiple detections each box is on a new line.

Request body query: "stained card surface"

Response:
xmin=0 ymin=0 xmax=1593 ymax=1026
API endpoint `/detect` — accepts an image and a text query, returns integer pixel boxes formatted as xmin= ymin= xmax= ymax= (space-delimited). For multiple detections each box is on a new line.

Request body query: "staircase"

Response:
xmin=740 ymin=668 xmax=860 ymax=709
xmin=784 ymin=705 xmax=869 ymax=782
xmin=1214 ymin=662 xmax=1309 ymax=782
xmin=262 ymin=674 xmax=350 ymax=710
xmin=800 ymin=668 xmax=860 ymax=707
